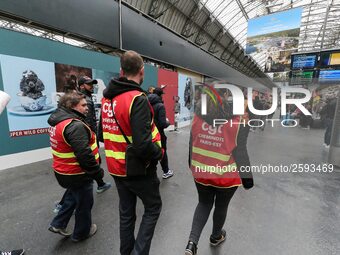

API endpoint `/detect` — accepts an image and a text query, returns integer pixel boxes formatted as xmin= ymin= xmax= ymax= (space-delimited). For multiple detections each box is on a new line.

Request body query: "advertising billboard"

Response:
xmin=0 ymin=54 xmax=119 ymax=138
xmin=246 ymin=8 xmax=302 ymax=72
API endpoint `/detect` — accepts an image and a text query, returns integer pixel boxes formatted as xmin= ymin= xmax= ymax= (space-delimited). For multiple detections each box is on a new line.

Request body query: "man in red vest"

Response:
xmin=48 ymin=92 xmax=104 ymax=242
xmin=100 ymin=51 xmax=163 ymax=255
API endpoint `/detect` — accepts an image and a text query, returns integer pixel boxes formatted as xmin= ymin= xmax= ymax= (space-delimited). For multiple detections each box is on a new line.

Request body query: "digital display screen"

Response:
xmin=318 ymin=70 xmax=340 ymax=84
xmin=320 ymin=51 xmax=340 ymax=67
xmin=291 ymin=54 xmax=317 ymax=69
xmin=290 ymin=70 xmax=314 ymax=85
xmin=330 ymin=53 xmax=340 ymax=65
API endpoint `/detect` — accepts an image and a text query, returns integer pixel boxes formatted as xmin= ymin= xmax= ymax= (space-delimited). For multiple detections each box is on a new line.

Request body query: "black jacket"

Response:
xmin=320 ymin=98 xmax=337 ymax=119
xmin=98 ymin=77 xmax=162 ymax=174
xmin=80 ymin=88 xmax=97 ymax=134
xmin=147 ymin=94 xmax=170 ymax=132
xmin=48 ymin=107 xmax=103 ymax=188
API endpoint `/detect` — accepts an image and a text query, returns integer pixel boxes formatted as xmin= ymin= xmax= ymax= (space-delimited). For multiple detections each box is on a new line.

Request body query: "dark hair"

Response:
xmin=58 ymin=92 xmax=85 ymax=109
xmin=120 ymin=50 xmax=144 ymax=76
xmin=194 ymin=85 xmax=232 ymax=124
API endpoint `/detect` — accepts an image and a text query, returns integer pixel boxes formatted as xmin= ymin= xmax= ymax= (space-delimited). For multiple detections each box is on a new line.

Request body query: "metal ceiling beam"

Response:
xmin=152 ymin=0 xmax=180 ymax=19
xmin=148 ymin=0 xmax=161 ymax=18
xmin=320 ymin=0 xmax=333 ymax=49
xmin=235 ymin=0 xmax=249 ymax=20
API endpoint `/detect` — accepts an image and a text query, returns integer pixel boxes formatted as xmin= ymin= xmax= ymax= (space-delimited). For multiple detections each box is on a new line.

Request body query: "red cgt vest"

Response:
xmin=190 ymin=115 xmax=242 ymax=188
xmin=49 ymin=119 xmax=99 ymax=175
xmin=101 ymin=91 xmax=162 ymax=177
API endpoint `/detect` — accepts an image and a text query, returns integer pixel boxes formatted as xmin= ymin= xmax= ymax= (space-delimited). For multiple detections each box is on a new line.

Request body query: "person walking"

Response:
xmin=100 ymin=51 xmax=163 ymax=255
xmin=174 ymin=96 xmax=181 ymax=131
xmin=185 ymin=85 xmax=254 ymax=255
xmin=320 ymin=96 xmax=337 ymax=148
xmin=48 ymin=92 xmax=104 ymax=242
xmin=78 ymin=76 xmax=112 ymax=193
xmin=148 ymin=87 xmax=173 ymax=179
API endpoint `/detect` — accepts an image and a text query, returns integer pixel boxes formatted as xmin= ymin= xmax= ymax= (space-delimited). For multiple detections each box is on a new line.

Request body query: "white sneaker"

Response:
xmin=162 ymin=170 xmax=174 ymax=179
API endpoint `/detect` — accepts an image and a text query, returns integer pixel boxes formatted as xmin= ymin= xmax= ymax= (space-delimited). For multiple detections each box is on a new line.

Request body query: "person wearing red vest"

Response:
xmin=48 ymin=92 xmax=104 ymax=242
xmin=185 ymin=85 xmax=254 ymax=255
xmin=99 ymin=51 xmax=163 ymax=255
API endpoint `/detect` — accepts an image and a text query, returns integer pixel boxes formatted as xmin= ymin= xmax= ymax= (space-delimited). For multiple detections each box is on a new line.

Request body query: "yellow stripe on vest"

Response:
xmin=90 ymin=142 xmax=97 ymax=151
xmin=191 ymin=160 xmax=237 ymax=176
xmin=151 ymin=127 xmax=159 ymax=138
xmin=105 ymin=150 xmax=125 ymax=160
xmin=192 ymin=147 xmax=230 ymax=162
xmin=103 ymin=132 xmax=133 ymax=143
xmin=52 ymin=149 xmax=75 ymax=158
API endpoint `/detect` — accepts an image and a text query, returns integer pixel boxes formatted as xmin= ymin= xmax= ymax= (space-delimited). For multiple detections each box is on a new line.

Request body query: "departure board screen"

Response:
xmin=291 ymin=54 xmax=317 ymax=69
xmin=318 ymin=70 xmax=340 ymax=84
xmin=320 ymin=51 xmax=340 ymax=67
xmin=290 ymin=70 xmax=315 ymax=85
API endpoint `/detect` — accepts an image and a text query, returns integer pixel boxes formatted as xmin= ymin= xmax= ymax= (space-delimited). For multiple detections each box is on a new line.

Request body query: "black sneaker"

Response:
xmin=0 ymin=249 xmax=25 ymax=255
xmin=185 ymin=241 xmax=197 ymax=255
xmin=96 ymin=182 xmax=112 ymax=194
xmin=210 ymin=229 xmax=226 ymax=246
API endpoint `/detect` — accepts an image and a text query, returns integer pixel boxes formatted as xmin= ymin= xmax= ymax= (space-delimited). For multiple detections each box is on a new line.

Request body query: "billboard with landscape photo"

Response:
xmin=246 ymin=8 xmax=302 ymax=72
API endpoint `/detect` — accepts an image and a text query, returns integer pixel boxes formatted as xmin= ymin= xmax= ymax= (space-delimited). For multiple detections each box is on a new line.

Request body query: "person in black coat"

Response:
xmin=78 ymin=76 xmax=111 ymax=193
xmin=148 ymin=87 xmax=173 ymax=179
xmin=48 ymin=92 xmax=104 ymax=241
xmin=320 ymin=96 xmax=337 ymax=147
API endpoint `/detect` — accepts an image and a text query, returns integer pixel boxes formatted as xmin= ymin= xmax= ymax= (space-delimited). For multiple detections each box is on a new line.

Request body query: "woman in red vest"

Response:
xmin=48 ymin=92 xmax=104 ymax=242
xmin=185 ymin=85 xmax=254 ymax=255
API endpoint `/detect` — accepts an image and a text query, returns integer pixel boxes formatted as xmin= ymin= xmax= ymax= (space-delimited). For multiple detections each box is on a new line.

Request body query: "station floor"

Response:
xmin=1 ymin=124 xmax=339 ymax=255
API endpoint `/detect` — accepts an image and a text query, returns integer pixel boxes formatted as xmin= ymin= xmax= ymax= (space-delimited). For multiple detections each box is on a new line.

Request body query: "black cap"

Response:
xmin=154 ymin=87 xmax=164 ymax=96
xmin=78 ymin=76 xmax=98 ymax=86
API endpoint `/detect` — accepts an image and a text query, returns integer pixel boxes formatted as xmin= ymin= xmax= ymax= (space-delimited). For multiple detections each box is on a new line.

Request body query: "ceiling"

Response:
xmin=123 ymin=0 xmax=340 ymax=72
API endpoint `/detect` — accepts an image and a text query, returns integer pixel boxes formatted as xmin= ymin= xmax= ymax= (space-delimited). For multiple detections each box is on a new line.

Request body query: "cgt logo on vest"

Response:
xmin=202 ymin=122 xmax=222 ymax=135
xmin=102 ymin=100 xmax=117 ymax=117
xmin=201 ymin=84 xmax=312 ymax=128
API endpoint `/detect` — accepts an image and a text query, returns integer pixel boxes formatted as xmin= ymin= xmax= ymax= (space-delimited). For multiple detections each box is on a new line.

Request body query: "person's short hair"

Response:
xmin=58 ymin=92 xmax=86 ymax=109
xmin=148 ymin=86 xmax=155 ymax=93
xmin=120 ymin=51 xmax=144 ymax=76
xmin=154 ymin=87 xmax=164 ymax=96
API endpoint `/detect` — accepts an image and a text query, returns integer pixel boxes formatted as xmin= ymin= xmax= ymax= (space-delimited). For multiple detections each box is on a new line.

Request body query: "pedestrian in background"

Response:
xmin=148 ymin=87 xmax=174 ymax=179
xmin=78 ymin=76 xmax=111 ymax=194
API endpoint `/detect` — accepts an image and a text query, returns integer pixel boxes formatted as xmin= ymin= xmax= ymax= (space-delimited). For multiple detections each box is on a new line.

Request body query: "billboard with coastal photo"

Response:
xmin=246 ymin=8 xmax=302 ymax=72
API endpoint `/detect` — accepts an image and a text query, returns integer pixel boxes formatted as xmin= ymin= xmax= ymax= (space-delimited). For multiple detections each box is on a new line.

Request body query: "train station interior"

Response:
xmin=0 ymin=1 xmax=339 ymax=254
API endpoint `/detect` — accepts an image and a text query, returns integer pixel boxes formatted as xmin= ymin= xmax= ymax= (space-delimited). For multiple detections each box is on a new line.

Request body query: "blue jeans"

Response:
xmin=113 ymin=174 xmax=162 ymax=255
xmin=51 ymin=182 xmax=94 ymax=240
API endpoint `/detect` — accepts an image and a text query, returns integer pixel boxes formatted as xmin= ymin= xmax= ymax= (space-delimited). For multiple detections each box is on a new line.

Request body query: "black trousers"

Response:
xmin=160 ymin=134 xmax=169 ymax=173
xmin=324 ymin=118 xmax=334 ymax=145
xmin=113 ymin=174 xmax=162 ymax=255
xmin=189 ymin=182 xmax=237 ymax=244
